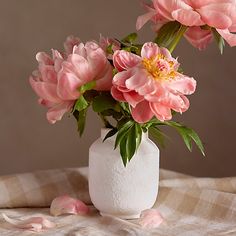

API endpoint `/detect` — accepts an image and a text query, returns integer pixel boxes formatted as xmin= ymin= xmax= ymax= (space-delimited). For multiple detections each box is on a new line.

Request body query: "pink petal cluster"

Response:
xmin=138 ymin=209 xmax=164 ymax=229
xmin=111 ymin=42 xmax=196 ymax=123
xmin=137 ymin=0 xmax=236 ymax=49
xmin=30 ymin=37 xmax=113 ymax=124
xmin=50 ymin=195 xmax=89 ymax=216
xmin=2 ymin=213 xmax=55 ymax=232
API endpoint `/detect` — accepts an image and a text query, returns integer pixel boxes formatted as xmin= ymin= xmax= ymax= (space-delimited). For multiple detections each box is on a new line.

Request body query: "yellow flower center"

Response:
xmin=142 ymin=54 xmax=176 ymax=80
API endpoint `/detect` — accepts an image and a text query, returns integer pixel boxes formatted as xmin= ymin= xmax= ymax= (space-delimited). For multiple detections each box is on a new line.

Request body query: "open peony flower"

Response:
xmin=29 ymin=50 xmax=75 ymax=124
xmin=50 ymin=195 xmax=89 ymax=216
xmin=137 ymin=0 xmax=236 ymax=49
xmin=30 ymin=39 xmax=113 ymax=124
xmin=111 ymin=42 xmax=196 ymax=123
xmin=2 ymin=213 xmax=55 ymax=232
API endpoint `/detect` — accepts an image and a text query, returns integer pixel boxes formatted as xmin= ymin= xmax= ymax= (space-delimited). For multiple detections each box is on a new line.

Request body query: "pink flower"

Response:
xmin=29 ymin=50 xmax=75 ymax=124
xmin=30 ymin=39 xmax=113 ymax=124
xmin=57 ymin=41 xmax=113 ymax=99
xmin=137 ymin=0 xmax=236 ymax=49
xmin=111 ymin=42 xmax=196 ymax=123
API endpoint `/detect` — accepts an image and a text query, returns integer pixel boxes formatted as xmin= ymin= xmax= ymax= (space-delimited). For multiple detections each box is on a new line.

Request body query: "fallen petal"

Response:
xmin=2 ymin=213 xmax=55 ymax=232
xmin=50 ymin=195 xmax=89 ymax=216
xmin=138 ymin=209 xmax=164 ymax=229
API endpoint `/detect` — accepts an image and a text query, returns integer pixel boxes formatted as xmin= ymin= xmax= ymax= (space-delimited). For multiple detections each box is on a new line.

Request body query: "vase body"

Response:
xmin=89 ymin=128 xmax=159 ymax=219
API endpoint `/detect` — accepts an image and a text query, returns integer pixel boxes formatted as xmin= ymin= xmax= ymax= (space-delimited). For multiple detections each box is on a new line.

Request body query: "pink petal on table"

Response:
xmin=138 ymin=209 xmax=164 ymax=229
xmin=2 ymin=213 xmax=55 ymax=232
xmin=50 ymin=195 xmax=89 ymax=216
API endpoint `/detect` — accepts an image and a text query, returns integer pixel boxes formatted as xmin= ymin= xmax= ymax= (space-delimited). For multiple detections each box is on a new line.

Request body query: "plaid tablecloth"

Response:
xmin=0 ymin=167 xmax=235 ymax=235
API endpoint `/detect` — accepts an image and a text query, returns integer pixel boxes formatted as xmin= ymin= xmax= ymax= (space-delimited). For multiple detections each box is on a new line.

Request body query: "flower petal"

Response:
xmin=136 ymin=11 xmax=157 ymax=31
xmin=50 ymin=195 xmax=89 ymax=216
xmin=166 ymin=75 xmax=196 ymax=95
xmin=64 ymin=35 xmax=81 ymax=55
xmin=138 ymin=209 xmax=164 ymax=229
xmin=46 ymin=101 xmax=74 ymax=124
xmin=198 ymin=4 xmax=232 ymax=29
xmin=113 ymin=50 xmax=141 ymax=71
xmin=141 ymin=42 xmax=160 ymax=59
xmin=2 ymin=213 xmax=55 ymax=232
xmin=217 ymin=28 xmax=236 ymax=46
xmin=172 ymin=9 xmax=204 ymax=26
xmin=123 ymin=91 xmax=144 ymax=108
xmin=29 ymin=78 xmax=61 ymax=103
xmin=150 ymin=102 xmax=172 ymax=121
xmin=111 ymin=86 xmax=126 ymax=101
xmin=131 ymin=100 xmax=154 ymax=123
xmin=184 ymin=26 xmax=213 ymax=50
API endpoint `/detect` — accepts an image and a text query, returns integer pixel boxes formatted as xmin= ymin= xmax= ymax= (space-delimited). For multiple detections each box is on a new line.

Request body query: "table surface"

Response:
xmin=0 ymin=168 xmax=235 ymax=236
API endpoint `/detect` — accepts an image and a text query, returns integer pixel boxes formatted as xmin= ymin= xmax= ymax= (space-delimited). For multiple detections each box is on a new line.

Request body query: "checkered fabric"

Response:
xmin=0 ymin=167 xmax=236 ymax=236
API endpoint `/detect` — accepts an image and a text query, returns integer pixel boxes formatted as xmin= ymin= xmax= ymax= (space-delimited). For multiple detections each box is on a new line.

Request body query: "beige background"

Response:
xmin=0 ymin=0 xmax=235 ymax=177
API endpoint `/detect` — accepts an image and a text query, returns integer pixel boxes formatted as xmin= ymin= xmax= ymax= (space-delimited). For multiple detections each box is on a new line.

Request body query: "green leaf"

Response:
xmin=79 ymin=81 xmax=96 ymax=94
xmin=120 ymin=137 xmax=128 ymax=167
xmin=73 ymin=108 xmax=88 ymax=136
xmin=92 ymin=94 xmax=117 ymax=113
xmin=149 ymin=126 xmax=166 ymax=148
xmin=184 ymin=127 xmax=205 ymax=156
xmin=155 ymin=21 xmax=181 ymax=48
xmin=135 ymin=123 xmax=142 ymax=150
xmin=115 ymin=120 xmax=134 ymax=149
xmin=165 ymin=121 xmax=205 ymax=156
xmin=175 ymin=126 xmax=192 ymax=152
xmin=103 ymin=128 xmax=118 ymax=142
xmin=212 ymin=28 xmax=225 ymax=54
xmin=73 ymin=95 xmax=88 ymax=112
xmin=121 ymin=33 xmax=138 ymax=44
xmin=120 ymin=102 xmax=131 ymax=114
xmin=126 ymin=125 xmax=137 ymax=161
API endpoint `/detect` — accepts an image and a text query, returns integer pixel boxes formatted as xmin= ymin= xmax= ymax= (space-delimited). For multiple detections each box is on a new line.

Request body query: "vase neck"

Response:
xmin=100 ymin=128 xmax=148 ymax=141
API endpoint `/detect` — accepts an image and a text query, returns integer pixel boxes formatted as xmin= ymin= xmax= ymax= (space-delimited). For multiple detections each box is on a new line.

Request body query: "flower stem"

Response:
xmin=168 ymin=25 xmax=188 ymax=53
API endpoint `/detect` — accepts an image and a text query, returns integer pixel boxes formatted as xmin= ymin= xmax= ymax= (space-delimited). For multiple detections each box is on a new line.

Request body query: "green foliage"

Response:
xmin=79 ymin=81 xmax=96 ymax=94
xmin=164 ymin=121 xmax=205 ymax=156
xmin=212 ymin=28 xmax=225 ymax=54
xmin=149 ymin=126 xmax=166 ymax=148
xmin=155 ymin=21 xmax=181 ymax=48
xmin=92 ymin=93 xmax=118 ymax=113
xmin=155 ymin=22 xmax=187 ymax=52
xmin=113 ymin=120 xmax=142 ymax=166
xmin=73 ymin=95 xmax=88 ymax=112
xmin=73 ymin=108 xmax=88 ymax=136
xmin=121 ymin=33 xmax=138 ymax=44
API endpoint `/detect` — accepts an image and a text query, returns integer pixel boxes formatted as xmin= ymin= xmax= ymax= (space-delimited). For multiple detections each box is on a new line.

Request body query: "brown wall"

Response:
xmin=0 ymin=0 xmax=236 ymax=177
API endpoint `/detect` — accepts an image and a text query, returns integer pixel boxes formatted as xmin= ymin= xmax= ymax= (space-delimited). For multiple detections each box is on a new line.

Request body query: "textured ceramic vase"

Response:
xmin=89 ymin=128 xmax=160 ymax=219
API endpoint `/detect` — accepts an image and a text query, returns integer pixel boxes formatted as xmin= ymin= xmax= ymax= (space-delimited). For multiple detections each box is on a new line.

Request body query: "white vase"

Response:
xmin=88 ymin=128 xmax=160 ymax=219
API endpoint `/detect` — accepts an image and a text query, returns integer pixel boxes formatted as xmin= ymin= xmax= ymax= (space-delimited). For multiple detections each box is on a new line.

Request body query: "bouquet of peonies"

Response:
xmin=29 ymin=0 xmax=236 ymax=166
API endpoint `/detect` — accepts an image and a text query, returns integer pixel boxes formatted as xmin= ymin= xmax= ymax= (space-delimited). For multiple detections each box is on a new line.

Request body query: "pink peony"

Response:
xmin=30 ymin=39 xmax=113 ymax=124
xmin=111 ymin=42 xmax=196 ymax=123
xmin=137 ymin=0 xmax=236 ymax=49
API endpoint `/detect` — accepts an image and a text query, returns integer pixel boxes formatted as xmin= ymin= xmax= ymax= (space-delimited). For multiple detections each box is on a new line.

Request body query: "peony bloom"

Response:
xmin=30 ymin=39 xmax=113 ymax=124
xmin=29 ymin=50 xmax=75 ymax=124
xmin=137 ymin=0 xmax=236 ymax=49
xmin=111 ymin=42 xmax=196 ymax=123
